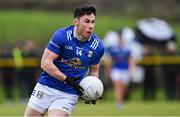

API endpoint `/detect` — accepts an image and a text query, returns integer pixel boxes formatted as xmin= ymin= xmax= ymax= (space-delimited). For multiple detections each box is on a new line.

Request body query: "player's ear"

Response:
xmin=74 ymin=18 xmax=79 ymax=26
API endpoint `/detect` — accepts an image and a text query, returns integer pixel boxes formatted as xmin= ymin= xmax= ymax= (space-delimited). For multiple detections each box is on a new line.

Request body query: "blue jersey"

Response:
xmin=38 ymin=26 xmax=104 ymax=95
xmin=106 ymin=45 xmax=131 ymax=70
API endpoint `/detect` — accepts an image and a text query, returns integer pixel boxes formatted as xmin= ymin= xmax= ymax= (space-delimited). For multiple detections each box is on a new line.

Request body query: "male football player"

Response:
xmin=24 ymin=5 xmax=104 ymax=116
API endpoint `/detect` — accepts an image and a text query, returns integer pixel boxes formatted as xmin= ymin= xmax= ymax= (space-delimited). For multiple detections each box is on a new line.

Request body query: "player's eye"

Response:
xmin=91 ymin=20 xmax=95 ymax=24
xmin=85 ymin=20 xmax=90 ymax=23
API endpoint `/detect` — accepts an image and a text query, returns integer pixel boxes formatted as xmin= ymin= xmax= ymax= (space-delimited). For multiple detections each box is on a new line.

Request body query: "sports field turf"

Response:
xmin=0 ymin=101 xmax=180 ymax=116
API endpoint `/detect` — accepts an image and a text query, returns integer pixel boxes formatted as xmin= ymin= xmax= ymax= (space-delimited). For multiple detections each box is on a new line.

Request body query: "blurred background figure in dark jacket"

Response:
xmin=0 ymin=43 xmax=15 ymax=103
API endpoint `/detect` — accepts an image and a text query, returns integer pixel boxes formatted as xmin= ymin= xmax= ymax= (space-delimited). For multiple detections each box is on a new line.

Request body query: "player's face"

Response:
xmin=74 ymin=14 xmax=95 ymax=39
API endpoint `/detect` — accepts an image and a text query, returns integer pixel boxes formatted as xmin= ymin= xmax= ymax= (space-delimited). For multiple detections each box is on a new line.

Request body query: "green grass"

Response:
xmin=0 ymin=101 xmax=180 ymax=116
xmin=0 ymin=87 xmax=179 ymax=116
xmin=74 ymin=101 xmax=180 ymax=116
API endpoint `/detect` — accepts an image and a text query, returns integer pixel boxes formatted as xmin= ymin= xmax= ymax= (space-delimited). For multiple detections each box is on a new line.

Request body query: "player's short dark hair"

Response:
xmin=74 ymin=5 xmax=96 ymax=18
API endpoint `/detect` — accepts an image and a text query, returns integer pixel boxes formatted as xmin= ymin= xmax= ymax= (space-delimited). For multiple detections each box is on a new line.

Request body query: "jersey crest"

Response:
xmin=88 ymin=51 xmax=93 ymax=57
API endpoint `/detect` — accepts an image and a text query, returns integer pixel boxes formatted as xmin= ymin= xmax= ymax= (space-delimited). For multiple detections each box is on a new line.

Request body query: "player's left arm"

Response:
xmin=87 ymin=39 xmax=104 ymax=78
xmin=87 ymin=64 xmax=100 ymax=78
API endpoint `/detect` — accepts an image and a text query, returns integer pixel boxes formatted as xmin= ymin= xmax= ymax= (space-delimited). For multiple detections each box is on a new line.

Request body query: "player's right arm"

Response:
xmin=41 ymin=48 xmax=83 ymax=96
xmin=43 ymin=29 xmax=83 ymax=95
xmin=41 ymin=48 xmax=66 ymax=81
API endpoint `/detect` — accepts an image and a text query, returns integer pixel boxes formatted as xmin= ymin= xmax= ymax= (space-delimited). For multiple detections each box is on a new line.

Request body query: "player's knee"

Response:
xmin=24 ymin=106 xmax=44 ymax=117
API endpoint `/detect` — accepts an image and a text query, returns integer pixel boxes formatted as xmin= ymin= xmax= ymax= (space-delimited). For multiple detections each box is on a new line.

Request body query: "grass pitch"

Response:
xmin=0 ymin=101 xmax=180 ymax=116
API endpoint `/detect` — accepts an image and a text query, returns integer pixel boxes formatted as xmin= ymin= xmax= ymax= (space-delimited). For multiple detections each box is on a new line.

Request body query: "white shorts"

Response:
xmin=27 ymin=83 xmax=78 ymax=115
xmin=110 ymin=68 xmax=130 ymax=85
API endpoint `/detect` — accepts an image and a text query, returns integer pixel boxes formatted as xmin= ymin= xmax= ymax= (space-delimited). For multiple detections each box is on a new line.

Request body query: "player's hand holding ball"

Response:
xmin=79 ymin=76 xmax=104 ymax=105
xmin=63 ymin=77 xmax=84 ymax=96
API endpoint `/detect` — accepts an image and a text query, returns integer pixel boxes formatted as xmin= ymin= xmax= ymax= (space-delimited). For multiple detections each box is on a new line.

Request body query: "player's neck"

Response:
xmin=74 ymin=27 xmax=87 ymax=42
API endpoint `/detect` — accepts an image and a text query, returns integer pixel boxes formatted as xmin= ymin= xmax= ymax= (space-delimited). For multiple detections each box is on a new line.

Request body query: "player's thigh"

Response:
xmin=48 ymin=93 xmax=78 ymax=116
xmin=25 ymin=83 xmax=53 ymax=115
xmin=24 ymin=105 xmax=44 ymax=117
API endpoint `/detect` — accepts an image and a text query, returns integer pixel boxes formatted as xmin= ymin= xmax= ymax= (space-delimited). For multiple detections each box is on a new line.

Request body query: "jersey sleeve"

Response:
xmin=104 ymin=47 xmax=112 ymax=58
xmin=47 ymin=30 xmax=64 ymax=55
xmin=91 ymin=43 xmax=105 ymax=65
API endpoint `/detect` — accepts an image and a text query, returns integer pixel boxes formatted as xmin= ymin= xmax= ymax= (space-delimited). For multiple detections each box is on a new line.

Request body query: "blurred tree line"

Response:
xmin=0 ymin=0 xmax=180 ymax=22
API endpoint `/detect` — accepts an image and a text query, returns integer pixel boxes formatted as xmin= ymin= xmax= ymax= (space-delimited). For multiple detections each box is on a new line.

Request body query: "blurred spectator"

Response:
xmin=104 ymin=31 xmax=136 ymax=109
xmin=12 ymin=41 xmax=24 ymax=102
xmin=141 ymin=44 xmax=157 ymax=101
xmin=21 ymin=40 xmax=39 ymax=97
xmin=0 ymin=43 xmax=15 ymax=103
xmin=162 ymin=41 xmax=179 ymax=100
xmin=13 ymin=40 xmax=39 ymax=102
xmin=135 ymin=17 xmax=176 ymax=101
